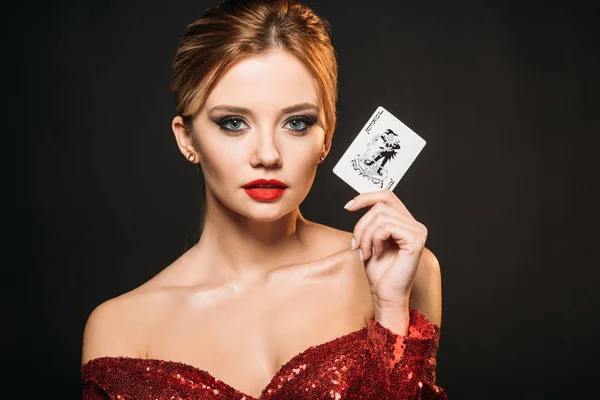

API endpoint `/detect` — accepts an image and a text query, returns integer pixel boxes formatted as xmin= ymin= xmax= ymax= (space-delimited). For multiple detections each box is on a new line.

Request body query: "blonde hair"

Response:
xmin=171 ymin=0 xmax=338 ymax=151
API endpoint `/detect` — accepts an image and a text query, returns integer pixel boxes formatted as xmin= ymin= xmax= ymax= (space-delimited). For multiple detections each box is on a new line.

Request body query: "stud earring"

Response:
xmin=187 ymin=153 xmax=196 ymax=162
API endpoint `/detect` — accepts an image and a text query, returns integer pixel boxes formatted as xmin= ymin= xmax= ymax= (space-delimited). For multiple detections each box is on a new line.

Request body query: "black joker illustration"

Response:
xmin=364 ymin=128 xmax=401 ymax=175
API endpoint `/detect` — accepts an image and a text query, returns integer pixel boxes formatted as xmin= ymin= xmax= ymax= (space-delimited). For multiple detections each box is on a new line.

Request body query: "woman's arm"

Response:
xmin=363 ymin=308 xmax=447 ymax=399
xmin=361 ymin=248 xmax=446 ymax=399
xmin=409 ymin=247 xmax=443 ymax=327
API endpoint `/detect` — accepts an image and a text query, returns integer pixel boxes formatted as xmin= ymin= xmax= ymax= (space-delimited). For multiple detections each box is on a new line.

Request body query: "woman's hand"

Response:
xmin=345 ymin=190 xmax=427 ymax=314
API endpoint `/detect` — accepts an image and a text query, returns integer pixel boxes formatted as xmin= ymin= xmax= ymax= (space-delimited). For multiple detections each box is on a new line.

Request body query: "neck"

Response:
xmin=194 ymin=189 xmax=312 ymax=281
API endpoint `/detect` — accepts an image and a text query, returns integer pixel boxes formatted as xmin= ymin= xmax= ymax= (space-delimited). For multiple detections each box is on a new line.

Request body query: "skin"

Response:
xmin=81 ymin=48 xmax=442 ymax=398
xmin=171 ymin=49 xmax=331 ymax=286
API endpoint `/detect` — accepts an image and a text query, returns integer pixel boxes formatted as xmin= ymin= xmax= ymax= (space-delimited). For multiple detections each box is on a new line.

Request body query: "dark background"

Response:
xmin=14 ymin=0 xmax=598 ymax=398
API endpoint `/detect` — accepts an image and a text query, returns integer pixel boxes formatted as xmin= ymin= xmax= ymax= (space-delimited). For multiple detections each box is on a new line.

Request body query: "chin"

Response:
xmin=244 ymin=204 xmax=294 ymax=222
xmin=238 ymin=197 xmax=300 ymax=222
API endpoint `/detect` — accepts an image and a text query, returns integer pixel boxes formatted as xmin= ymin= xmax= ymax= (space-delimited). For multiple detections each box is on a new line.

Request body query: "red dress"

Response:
xmin=81 ymin=308 xmax=447 ymax=399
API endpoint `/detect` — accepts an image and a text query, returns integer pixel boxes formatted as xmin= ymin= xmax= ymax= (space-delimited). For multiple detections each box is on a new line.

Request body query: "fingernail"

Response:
xmin=344 ymin=199 xmax=355 ymax=209
xmin=351 ymin=237 xmax=356 ymax=250
xmin=359 ymin=249 xmax=363 ymax=262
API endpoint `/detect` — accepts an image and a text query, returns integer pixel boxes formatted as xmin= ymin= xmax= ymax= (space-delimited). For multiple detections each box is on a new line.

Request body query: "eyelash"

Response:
xmin=216 ymin=115 xmax=316 ymax=136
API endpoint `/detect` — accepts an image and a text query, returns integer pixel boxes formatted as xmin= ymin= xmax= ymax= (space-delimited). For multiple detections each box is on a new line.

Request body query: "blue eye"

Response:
xmin=218 ymin=117 xmax=248 ymax=134
xmin=216 ymin=115 xmax=316 ymax=136
xmin=284 ymin=116 xmax=315 ymax=135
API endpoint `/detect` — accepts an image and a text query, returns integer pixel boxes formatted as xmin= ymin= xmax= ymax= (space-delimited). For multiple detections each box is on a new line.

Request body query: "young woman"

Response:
xmin=80 ymin=0 xmax=447 ymax=398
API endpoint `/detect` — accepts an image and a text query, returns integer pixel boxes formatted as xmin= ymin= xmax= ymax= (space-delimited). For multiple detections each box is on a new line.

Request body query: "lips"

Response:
xmin=242 ymin=179 xmax=287 ymax=201
xmin=242 ymin=179 xmax=287 ymax=189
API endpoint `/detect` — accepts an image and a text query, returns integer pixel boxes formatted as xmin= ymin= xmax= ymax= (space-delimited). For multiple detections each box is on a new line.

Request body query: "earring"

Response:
xmin=320 ymin=146 xmax=326 ymax=162
xmin=187 ymin=153 xmax=196 ymax=162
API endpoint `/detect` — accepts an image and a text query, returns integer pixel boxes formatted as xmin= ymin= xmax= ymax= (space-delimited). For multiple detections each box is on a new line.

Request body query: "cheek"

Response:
xmin=285 ymin=143 xmax=321 ymax=179
xmin=296 ymin=150 xmax=319 ymax=169
xmin=209 ymin=152 xmax=243 ymax=172
xmin=197 ymin=141 xmax=246 ymax=182
xmin=286 ymin=133 xmax=323 ymax=160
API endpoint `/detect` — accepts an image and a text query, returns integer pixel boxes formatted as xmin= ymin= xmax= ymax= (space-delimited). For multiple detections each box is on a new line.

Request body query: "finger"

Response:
xmin=353 ymin=203 xmax=416 ymax=250
xmin=372 ymin=222 xmax=425 ymax=259
xmin=357 ymin=214 xmax=384 ymax=261
xmin=358 ymin=213 xmax=410 ymax=261
xmin=344 ymin=190 xmax=413 ymax=219
xmin=372 ymin=224 xmax=393 ymax=256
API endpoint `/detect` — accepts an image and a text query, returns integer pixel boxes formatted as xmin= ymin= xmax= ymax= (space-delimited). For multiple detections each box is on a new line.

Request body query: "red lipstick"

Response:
xmin=242 ymin=179 xmax=287 ymax=201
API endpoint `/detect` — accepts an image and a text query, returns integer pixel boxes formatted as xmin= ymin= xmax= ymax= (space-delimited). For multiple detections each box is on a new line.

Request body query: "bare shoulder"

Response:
xmin=81 ymin=286 xmax=167 ymax=366
xmin=306 ymin=221 xmax=354 ymax=251
xmin=410 ymin=247 xmax=443 ymax=327
xmin=304 ymin=222 xmax=373 ymax=323
xmin=309 ymin=222 xmax=443 ymax=328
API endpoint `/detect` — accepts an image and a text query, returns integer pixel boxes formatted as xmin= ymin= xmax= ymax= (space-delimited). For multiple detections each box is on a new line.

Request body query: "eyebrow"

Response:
xmin=208 ymin=102 xmax=320 ymax=116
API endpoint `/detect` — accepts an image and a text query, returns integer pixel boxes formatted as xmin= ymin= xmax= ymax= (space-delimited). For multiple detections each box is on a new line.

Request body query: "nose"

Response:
xmin=250 ymin=129 xmax=281 ymax=168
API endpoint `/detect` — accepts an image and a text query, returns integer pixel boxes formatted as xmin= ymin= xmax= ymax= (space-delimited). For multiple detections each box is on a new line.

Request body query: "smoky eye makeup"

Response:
xmin=214 ymin=115 xmax=249 ymax=133
xmin=284 ymin=115 xmax=318 ymax=133
xmin=212 ymin=114 xmax=319 ymax=136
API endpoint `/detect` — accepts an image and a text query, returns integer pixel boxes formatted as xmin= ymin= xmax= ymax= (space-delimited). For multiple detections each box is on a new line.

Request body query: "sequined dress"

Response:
xmin=81 ymin=307 xmax=447 ymax=399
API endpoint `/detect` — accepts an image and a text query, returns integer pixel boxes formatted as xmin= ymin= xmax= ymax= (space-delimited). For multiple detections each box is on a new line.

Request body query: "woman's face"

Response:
xmin=178 ymin=49 xmax=327 ymax=222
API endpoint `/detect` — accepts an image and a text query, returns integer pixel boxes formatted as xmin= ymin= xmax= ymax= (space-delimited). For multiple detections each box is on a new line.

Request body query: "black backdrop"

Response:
xmin=14 ymin=0 xmax=598 ymax=398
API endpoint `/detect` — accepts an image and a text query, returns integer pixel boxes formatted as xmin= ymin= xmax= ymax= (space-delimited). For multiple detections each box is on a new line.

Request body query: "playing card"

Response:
xmin=333 ymin=106 xmax=426 ymax=194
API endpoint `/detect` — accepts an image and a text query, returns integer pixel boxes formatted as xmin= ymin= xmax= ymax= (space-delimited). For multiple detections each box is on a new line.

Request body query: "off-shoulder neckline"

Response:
xmin=82 ymin=308 xmax=437 ymax=399
xmin=81 ymin=321 xmax=370 ymax=400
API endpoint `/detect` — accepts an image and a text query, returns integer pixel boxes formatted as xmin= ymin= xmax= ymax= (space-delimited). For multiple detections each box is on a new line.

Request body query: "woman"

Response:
xmin=80 ymin=0 xmax=447 ymax=398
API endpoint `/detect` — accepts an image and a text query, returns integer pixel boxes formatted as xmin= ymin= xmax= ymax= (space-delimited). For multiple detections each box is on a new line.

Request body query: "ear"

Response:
xmin=319 ymin=140 xmax=332 ymax=163
xmin=172 ymin=115 xmax=200 ymax=164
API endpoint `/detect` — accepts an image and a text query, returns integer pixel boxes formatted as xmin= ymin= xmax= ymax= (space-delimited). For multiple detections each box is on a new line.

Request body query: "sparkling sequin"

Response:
xmin=81 ymin=308 xmax=447 ymax=399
